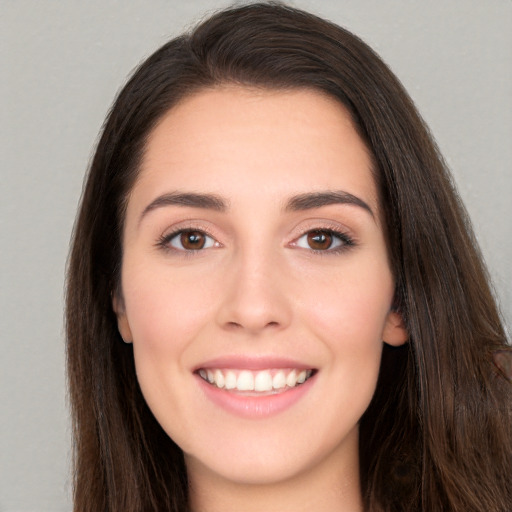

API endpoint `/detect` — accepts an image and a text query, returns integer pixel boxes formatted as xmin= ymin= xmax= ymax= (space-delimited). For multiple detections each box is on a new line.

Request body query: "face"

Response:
xmin=115 ymin=86 xmax=407 ymax=488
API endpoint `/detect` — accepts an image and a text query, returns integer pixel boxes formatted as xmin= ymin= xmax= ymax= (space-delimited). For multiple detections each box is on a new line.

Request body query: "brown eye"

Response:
xmin=180 ymin=231 xmax=206 ymax=250
xmin=306 ymin=230 xmax=333 ymax=250
xmin=164 ymin=229 xmax=216 ymax=251
xmin=295 ymin=229 xmax=352 ymax=252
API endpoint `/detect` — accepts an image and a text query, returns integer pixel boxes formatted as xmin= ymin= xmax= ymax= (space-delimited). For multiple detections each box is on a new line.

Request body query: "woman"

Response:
xmin=66 ymin=3 xmax=512 ymax=511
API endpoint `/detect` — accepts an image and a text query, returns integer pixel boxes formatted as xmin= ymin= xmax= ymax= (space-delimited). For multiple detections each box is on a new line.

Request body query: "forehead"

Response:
xmin=131 ymin=86 xmax=378 ymax=216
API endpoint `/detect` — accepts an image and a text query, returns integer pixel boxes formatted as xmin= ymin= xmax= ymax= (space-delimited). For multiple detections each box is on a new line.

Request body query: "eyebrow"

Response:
xmin=139 ymin=189 xmax=374 ymax=224
xmin=284 ymin=190 xmax=374 ymax=218
xmin=139 ymin=192 xmax=228 ymax=224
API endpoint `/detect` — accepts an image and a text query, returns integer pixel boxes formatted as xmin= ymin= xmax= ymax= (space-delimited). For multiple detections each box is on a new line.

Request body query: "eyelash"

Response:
xmin=294 ymin=228 xmax=355 ymax=255
xmin=156 ymin=227 xmax=355 ymax=255
xmin=156 ymin=226 xmax=219 ymax=254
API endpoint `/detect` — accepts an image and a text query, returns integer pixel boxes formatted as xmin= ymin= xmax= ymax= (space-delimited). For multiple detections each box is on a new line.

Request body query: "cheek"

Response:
xmin=301 ymin=259 xmax=394 ymax=345
xmin=122 ymin=261 xmax=220 ymax=350
xmin=298 ymin=256 xmax=393 ymax=408
xmin=121 ymin=265 xmax=218 ymax=434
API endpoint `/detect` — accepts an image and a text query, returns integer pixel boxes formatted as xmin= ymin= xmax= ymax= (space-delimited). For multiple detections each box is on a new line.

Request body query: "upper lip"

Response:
xmin=194 ymin=355 xmax=315 ymax=371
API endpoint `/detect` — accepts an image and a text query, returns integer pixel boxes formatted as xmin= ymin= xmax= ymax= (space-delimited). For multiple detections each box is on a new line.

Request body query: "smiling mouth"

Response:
xmin=196 ymin=368 xmax=316 ymax=393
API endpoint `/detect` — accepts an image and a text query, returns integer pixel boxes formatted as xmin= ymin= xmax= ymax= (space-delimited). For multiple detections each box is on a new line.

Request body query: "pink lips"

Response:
xmin=194 ymin=355 xmax=313 ymax=371
xmin=194 ymin=356 xmax=317 ymax=418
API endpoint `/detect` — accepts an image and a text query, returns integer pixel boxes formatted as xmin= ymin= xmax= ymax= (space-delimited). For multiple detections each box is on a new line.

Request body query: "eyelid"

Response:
xmin=295 ymin=230 xmax=349 ymax=249
xmin=287 ymin=219 xmax=356 ymax=241
xmin=291 ymin=229 xmax=354 ymax=253
xmin=156 ymin=221 xmax=222 ymax=253
xmin=169 ymin=230 xmax=217 ymax=250
xmin=287 ymin=219 xmax=357 ymax=253
xmin=154 ymin=218 xmax=356 ymax=254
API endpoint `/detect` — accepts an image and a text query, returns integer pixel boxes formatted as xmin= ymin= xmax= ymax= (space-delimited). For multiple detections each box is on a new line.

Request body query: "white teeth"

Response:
xmin=286 ymin=369 xmax=297 ymax=387
xmin=272 ymin=370 xmax=287 ymax=389
xmin=254 ymin=370 xmax=273 ymax=392
xmin=237 ymin=370 xmax=254 ymax=391
xmin=199 ymin=368 xmax=314 ymax=392
xmin=214 ymin=369 xmax=225 ymax=388
xmin=225 ymin=370 xmax=237 ymax=389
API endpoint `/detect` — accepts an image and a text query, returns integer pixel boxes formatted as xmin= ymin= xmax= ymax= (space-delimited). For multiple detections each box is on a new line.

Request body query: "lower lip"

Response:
xmin=196 ymin=373 xmax=316 ymax=419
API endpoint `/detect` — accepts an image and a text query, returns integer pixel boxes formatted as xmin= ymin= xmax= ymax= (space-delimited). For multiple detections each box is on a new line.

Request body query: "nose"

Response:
xmin=216 ymin=248 xmax=293 ymax=335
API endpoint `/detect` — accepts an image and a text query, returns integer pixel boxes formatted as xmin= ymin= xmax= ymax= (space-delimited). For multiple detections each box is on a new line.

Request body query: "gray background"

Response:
xmin=1 ymin=1 xmax=510 ymax=510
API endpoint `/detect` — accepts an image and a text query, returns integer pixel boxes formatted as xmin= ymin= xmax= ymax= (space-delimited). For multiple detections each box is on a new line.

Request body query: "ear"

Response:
xmin=382 ymin=310 xmax=408 ymax=346
xmin=112 ymin=293 xmax=133 ymax=344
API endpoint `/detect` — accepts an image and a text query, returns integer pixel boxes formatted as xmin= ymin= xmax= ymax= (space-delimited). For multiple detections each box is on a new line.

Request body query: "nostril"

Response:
xmin=223 ymin=320 xmax=281 ymax=331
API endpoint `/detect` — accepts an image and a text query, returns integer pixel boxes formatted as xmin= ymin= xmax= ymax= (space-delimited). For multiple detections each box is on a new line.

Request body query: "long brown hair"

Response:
xmin=66 ymin=3 xmax=512 ymax=511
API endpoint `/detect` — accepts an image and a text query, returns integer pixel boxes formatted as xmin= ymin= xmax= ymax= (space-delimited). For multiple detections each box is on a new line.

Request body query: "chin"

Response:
xmin=181 ymin=419 xmax=361 ymax=487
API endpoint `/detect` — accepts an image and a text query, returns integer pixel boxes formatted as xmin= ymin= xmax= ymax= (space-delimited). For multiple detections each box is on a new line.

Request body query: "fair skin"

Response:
xmin=114 ymin=86 xmax=407 ymax=512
